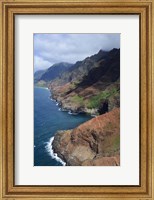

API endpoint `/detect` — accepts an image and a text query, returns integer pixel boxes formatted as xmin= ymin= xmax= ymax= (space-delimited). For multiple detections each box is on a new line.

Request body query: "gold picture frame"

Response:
xmin=0 ymin=0 xmax=154 ymax=199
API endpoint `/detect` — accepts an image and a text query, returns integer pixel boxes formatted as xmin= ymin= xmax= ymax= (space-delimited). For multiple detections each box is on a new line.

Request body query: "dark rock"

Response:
xmin=39 ymin=62 xmax=73 ymax=82
xmin=49 ymin=48 xmax=120 ymax=114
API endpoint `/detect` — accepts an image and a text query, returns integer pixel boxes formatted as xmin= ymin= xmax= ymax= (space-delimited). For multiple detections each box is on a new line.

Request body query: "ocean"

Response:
xmin=34 ymin=87 xmax=92 ymax=166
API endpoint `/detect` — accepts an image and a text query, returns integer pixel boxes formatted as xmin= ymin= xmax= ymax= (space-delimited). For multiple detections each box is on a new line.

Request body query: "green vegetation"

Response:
xmin=69 ymin=82 xmax=76 ymax=90
xmin=87 ymin=87 xmax=119 ymax=109
xmin=71 ymin=95 xmax=84 ymax=105
xmin=113 ymin=134 xmax=120 ymax=150
xmin=68 ymin=80 xmax=80 ymax=90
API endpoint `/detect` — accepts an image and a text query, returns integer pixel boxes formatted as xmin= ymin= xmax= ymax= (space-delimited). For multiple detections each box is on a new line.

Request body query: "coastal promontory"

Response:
xmin=52 ymin=108 xmax=120 ymax=166
xmin=35 ymin=48 xmax=120 ymax=166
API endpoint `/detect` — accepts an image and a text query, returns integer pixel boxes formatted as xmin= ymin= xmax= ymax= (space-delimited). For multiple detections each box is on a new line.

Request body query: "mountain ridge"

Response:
xmin=35 ymin=62 xmax=73 ymax=83
xmin=35 ymin=48 xmax=120 ymax=166
xmin=49 ymin=48 xmax=120 ymax=115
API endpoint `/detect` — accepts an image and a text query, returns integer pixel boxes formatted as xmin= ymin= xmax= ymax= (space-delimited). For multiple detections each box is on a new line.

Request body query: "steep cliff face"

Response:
xmin=36 ymin=62 xmax=73 ymax=83
xmin=35 ymin=49 xmax=120 ymax=166
xmin=51 ymin=49 xmax=117 ymax=85
xmin=52 ymin=108 xmax=120 ymax=166
xmin=49 ymin=48 xmax=120 ymax=115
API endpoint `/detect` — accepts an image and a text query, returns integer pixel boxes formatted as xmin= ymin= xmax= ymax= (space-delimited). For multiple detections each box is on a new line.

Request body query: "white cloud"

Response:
xmin=34 ymin=56 xmax=53 ymax=71
xmin=34 ymin=33 xmax=120 ymax=71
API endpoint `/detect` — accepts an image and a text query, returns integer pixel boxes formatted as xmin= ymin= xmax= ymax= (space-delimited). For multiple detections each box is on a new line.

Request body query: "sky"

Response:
xmin=34 ymin=33 xmax=120 ymax=72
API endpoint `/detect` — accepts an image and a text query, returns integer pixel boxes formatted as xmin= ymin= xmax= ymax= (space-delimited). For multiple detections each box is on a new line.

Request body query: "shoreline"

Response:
xmin=51 ymin=108 xmax=120 ymax=166
xmin=34 ymin=85 xmax=98 ymax=116
xmin=34 ymin=85 xmax=49 ymax=90
xmin=49 ymin=90 xmax=98 ymax=117
xmin=34 ymin=87 xmax=92 ymax=166
xmin=45 ymin=137 xmax=66 ymax=166
xmin=52 ymin=98 xmax=96 ymax=117
xmin=35 ymin=86 xmax=95 ymax=118
xmin=34 ymin=86 xmax=120 ymax=166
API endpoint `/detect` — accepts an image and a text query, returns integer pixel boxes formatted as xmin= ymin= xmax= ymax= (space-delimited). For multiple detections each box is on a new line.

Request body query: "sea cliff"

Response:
xmin=52 ymin=108 xmax=120 ymax=166
xmin=49 ymin=48 xmax=120 ymax=116
xmin=35 ymin=48 xmax=120 ymax=166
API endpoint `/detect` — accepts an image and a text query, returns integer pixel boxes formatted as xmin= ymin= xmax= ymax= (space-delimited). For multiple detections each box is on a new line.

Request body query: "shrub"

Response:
xmin=71 ymin=95 xmax=84 ymax=105
xmin=87 ymin=87 xmax=119 ymax=109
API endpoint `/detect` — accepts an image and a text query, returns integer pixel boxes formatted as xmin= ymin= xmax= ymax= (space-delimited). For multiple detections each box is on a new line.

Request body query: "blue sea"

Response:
xmin=34 ymin=87 xmax=92 ymax=166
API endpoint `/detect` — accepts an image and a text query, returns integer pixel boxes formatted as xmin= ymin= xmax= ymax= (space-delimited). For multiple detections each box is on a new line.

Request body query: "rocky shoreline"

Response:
xmin=49 ymin=90 xmax=99 ymax=116
xmin=52 ymin=108 xmax=120 ymax=166
xmin=35 ymin=48 xmax=120 ymax=166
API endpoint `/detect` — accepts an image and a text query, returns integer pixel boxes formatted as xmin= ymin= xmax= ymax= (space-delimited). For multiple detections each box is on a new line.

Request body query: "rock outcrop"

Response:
xmin=35 ymin=48 xmax=120 ymax=166
xmin=52 ymin=108 xmax=120 ymax=166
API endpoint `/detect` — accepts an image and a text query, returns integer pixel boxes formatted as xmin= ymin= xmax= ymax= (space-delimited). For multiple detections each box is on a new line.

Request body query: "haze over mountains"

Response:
xmin=34 ymin=62 xmax=73 ymax=84
xmin=35 ymin=48 xmax=120 ymax=166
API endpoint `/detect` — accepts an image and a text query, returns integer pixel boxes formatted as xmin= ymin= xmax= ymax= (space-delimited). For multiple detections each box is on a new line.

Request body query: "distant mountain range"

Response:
xmin=50 ymin=48 xmax=120 ymax=115
xmin=35 ymin=48 xmax=120 ymax=115
xmin=34 ymin=70 xmax=46 ymax=83
xmin=35 ymin=48 xmax=120 ymax=166
xmin=34 ymin=62 xmax=73 ymax=86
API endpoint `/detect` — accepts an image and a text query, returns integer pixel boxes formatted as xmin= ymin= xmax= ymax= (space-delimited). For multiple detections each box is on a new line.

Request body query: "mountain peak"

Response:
xmin=39 ymin=62 xmax=73 ymax=82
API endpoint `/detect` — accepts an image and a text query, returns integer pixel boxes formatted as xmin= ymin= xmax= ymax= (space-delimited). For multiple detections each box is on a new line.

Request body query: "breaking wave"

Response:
xmin=45 ymin=137 xmax=66 ymax=166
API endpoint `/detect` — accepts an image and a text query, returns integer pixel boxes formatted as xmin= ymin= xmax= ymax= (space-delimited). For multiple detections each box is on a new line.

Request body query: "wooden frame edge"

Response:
xmin=0 ymin=0 xmax=153 ymax=199
xmin=0 ymin=1 xmax=3 ymax=200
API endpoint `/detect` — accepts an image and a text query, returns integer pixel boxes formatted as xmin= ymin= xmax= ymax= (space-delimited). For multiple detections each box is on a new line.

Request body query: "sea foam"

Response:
xmin=51 ymin=98 xmax=56 ymax=102
xmin=68 ymin=110 xmax=78 ymax=115
xmin=45 ymin=137 xmax=66 ymax=166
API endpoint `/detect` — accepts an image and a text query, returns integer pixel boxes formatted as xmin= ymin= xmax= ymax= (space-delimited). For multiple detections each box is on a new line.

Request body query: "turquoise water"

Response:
xmin=34 ymin=87 xmax=92 ymax=166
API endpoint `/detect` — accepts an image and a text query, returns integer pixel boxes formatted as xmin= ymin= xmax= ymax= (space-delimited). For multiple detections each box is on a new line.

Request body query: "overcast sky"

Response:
xmin=34 ymin=33 xmax=120 ymax=72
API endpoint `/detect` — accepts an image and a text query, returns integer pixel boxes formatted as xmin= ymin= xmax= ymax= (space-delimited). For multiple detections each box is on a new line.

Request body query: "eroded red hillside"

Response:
xmin=52 ymin=108 xmax=120 ymax=166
